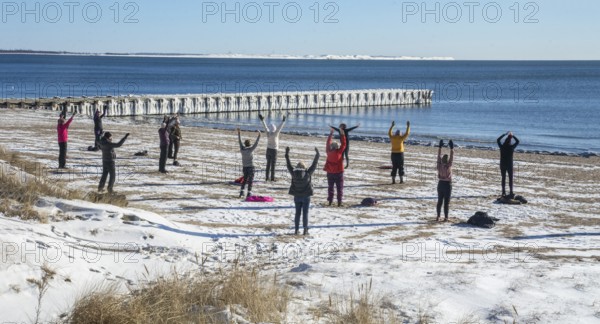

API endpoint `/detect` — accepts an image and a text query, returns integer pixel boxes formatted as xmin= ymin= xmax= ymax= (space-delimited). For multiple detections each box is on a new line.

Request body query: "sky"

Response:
xmin=1 ymin=0 xmax=599 ymax=60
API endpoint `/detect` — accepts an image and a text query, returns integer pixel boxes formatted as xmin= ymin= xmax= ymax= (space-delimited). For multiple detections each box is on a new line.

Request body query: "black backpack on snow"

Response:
xmin=467 ymin=211 xmax=499 ymax=228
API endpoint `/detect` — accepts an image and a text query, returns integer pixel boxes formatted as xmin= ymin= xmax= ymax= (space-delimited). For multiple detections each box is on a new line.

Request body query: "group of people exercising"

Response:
xmin=55 ymin=110 xmax=520 ymax=235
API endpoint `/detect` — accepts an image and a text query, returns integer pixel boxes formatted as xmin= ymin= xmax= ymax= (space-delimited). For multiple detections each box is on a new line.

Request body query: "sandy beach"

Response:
xmin=1 ymin=108 xmax=599 ymax=322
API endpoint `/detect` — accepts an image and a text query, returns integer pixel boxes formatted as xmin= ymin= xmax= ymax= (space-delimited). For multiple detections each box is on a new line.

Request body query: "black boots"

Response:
xmin=294 ymin=228 xmax=309 ymax=235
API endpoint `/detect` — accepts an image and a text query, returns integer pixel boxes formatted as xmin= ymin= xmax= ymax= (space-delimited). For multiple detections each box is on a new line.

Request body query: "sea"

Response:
xmin=1 ymin=54 xmax=599 ymax=155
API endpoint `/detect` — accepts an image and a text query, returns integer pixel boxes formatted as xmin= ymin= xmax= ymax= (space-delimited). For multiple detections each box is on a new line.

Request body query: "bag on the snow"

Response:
xmin=234 ymin=176 xmax=245 ymax=184
xmin=134 ymin=150 xmax=148 ymax=157
xmin=361 ymin=198 xmax=378 ymax=207
xmin=514 ymin=195 xmax=528 ymax=204
xmin=467 ymin=211 xmax=499 ymax=228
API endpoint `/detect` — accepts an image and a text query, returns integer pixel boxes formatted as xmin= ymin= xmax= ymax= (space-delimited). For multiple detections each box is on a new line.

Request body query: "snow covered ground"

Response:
xmin=0 ymin=108 xmax=599 ymax=323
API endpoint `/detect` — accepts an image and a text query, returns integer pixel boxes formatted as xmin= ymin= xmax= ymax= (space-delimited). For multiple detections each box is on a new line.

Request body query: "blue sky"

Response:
xmin=2 ymin=0 xmax=599 ymax=59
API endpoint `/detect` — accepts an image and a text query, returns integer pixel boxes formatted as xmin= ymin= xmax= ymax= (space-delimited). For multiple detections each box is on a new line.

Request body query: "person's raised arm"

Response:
xmin=113 ymin=133 xmax=130 ymax=148
xmin=276 ymin=115 xmax=286 ymax=134
xmin=512 ymin=135 xmax=520 ymax=148
xmin=65 ymin=112 xmax=76 ymax=127
xmin=346 ymin=124 xmax=360 ymax=132
xmin=285 ymin=147 xmax=293 ymax=173
xmin=259 ymin=114 xmax=269 ymax=132
xmin=497 ymin=132 xmax=507 ymax=147
xmin=237 ymin=128 xmax=243 ymax=150
xmin=401 ymin=121 xmax=411 ymax=140
xmin=308 ymin=147 xmax=320 ymax=175
xmin=250 ymin=131 xmax=261 ymax=150
xmin=326 ymin=128 xmax=334 ymax=153
xmin=388 ymin=121 xmax=395 ymax=138
xmin=438 ymin=140 xmax=443 ymax=163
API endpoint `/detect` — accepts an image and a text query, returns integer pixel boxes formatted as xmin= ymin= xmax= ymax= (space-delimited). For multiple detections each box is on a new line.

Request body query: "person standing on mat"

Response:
xmin=158 ymin=122 xmax=170 ymax=173
xmin=92 ymin=107 xmax=107 ymax=151
xmin=285 ymin=146 xmax=320 ymax=235
xmin=259 ymin=114 xmax=286 ymax=182
xmin=97 ymin=132 xmax=129 ymax=194
xmin=436 ymin=139 xmax=454 ymax=222
xmin=330 ymin=123 xmax=360 ymax=168
xmin=57 ymin=110 xmax=76 ymax=169
xmin=388 ymin=120 xmax=411 ymax=184
xmin=238 ymin=128 xmax=261 ymax=198
xmin=324 ymin=127 xmax=347 ymax=207
xmin=497 ymin=131 xmax=520 ymax=198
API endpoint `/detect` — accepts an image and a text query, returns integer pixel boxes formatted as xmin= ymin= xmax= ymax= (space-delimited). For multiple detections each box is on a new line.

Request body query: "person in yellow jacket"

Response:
xmin=388 ymin=120 xmax=410 ymax=184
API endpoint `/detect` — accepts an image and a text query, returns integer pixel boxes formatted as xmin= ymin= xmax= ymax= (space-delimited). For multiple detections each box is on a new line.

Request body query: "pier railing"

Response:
xmin=2 ymin=89 xmax=433 ymax=116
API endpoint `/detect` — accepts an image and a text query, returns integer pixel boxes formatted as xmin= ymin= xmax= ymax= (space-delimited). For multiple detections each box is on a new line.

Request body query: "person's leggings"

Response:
xmin=343 ymin=142 xmax=350 ymax=166
xmin=241 ymin=166 xmax=255 ymax=193
xmin=266 ymin=148 xmax=277 ymax=180
xmin=58 ymin=142 xmax=67 ymax=168
xmin=500 ymin=165 xmax=514 ymax=196
xmin=327 ymin=173 xmax=344 ymax=204
xmin=294 ymin=196 xmax=311 ymax=231
xmin=391 ymin=152 xmax=405 ymax=178
xmin=159 ymin=145 xmax=168 ymax=172
xmin=436 ymin=180 xmax=452 ymax=219
xmin=99 ymin=160 xmax=116 ymax=193
xmin=172 ymin=140 xmax=181 ymax=161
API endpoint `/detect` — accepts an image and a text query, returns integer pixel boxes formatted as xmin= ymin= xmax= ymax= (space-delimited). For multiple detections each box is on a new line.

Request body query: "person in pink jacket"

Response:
xmin=57 ymin=111 xmax=76 ymax=169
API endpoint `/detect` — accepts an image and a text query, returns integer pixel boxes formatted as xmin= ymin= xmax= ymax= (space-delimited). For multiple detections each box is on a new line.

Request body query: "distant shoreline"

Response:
xmin=0 ymin=50 xmax=454 ymax=61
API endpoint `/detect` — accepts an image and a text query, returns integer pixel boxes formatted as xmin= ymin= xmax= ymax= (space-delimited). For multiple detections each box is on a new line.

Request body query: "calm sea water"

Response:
xmin=1 ymin=54 xmax=599 ymax=153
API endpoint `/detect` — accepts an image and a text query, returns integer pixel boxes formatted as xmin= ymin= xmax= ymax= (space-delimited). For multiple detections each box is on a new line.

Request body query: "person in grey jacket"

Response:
xmin=237 ymin=128 xmax=261 ymax=198
xmin=285 ymin=146 xmax=320 ymax=235
xmin=259 ymin=114 xmax=286 ymax=182
xmin=96 ymin=131 xmax=129 ymax=194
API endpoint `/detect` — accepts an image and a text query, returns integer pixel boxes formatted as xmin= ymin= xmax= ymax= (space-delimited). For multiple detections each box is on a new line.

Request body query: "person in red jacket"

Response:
xmin=324 ymin=127 xmax=347 ymax=206
xmin=57 ymin=111 xmax=76 ymax=169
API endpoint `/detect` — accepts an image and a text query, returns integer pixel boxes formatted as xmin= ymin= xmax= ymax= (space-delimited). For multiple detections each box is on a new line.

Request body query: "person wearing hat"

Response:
xmin=497 ymin=131 xmax=520 ymax=198
xmin=324 ymin=127 xmax=346 ymax=206
xmin=237 ymin=128 xmax=261 ymax=198
xmin=56 ymin=110 xmax=77 ymax=169
xmin=388 ymin=120 xmax=411 ymax=184
xmin=436 ymin=139 xmax=454 ymax=222
xmin=285 ymin=146 xmax=320 ymax=235
xmin=259 ymin=114 xmax=286 ymax=182
xmin=96 ymin=131 xmax=129 ymax=193
xmin=158 ymin=122 xmax=170 ymax=173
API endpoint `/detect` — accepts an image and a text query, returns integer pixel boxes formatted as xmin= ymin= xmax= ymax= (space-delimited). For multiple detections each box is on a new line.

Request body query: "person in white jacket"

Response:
xmin=259 ymin=114 xmax=286 ymax=182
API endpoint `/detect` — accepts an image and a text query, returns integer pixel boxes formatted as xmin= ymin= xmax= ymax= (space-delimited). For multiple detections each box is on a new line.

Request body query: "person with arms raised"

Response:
xmin=436 ymin=139 xmax=454 ymax=222
xmin=259 ymin=114 xmax=286 ymax=182
xmin=238 ymin=128 xmax=261 ymax=198
xmin=388 ymin=120 xmax=410 ymax=184
xmin=285 ymin=146 xmax=320 ymax=235
xmin=324 ymin=127 xmax=347 ymax=207
xmin=497 ymin=131 xmax=520 ymax=198
xmin=97 ymin=132 xmax=129 ymax=194
xmin=57 ymin=110 xmax=76 ymax=169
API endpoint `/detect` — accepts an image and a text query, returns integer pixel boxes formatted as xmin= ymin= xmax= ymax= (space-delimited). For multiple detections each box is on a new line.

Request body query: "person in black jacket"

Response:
xmin=285 ymin=146 xmax=320 ymax=235
xmin=497 ymin=131 xmax=520 ymax=198
xmin=96 ymin=132 xmax=129 ymax=193
xmin=330 ymin=123 xmax=360 ymax=168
